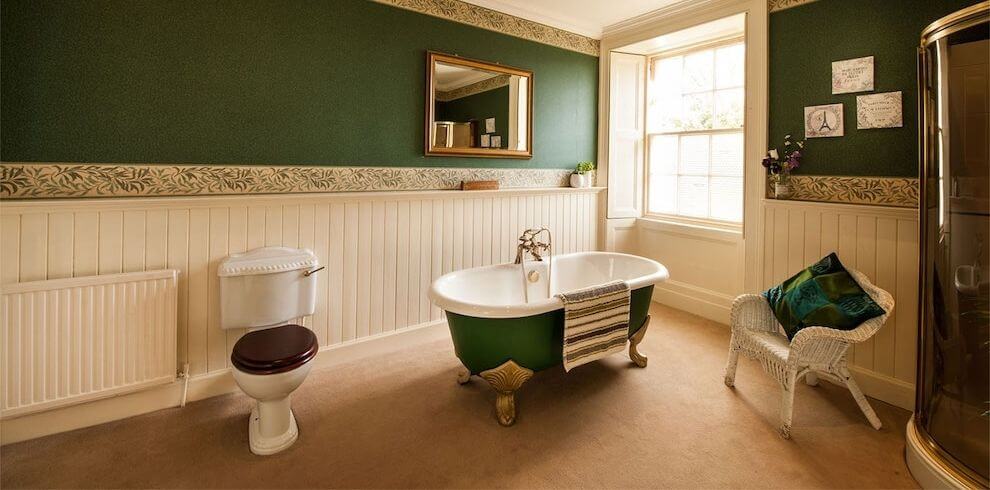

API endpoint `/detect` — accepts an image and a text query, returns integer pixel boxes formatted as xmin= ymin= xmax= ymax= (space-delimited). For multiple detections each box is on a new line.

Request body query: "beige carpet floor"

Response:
xmin=1 ymin=304 xmax=917 ymax=489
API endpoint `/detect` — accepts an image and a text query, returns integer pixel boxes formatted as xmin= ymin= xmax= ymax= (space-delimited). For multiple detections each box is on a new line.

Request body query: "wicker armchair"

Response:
xmin=723 ymin=269 xmax=895 ymax=439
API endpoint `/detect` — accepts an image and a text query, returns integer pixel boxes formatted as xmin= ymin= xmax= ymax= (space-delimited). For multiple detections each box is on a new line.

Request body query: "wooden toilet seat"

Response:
xmin=231 ymin=325 xmax=319 ymax=375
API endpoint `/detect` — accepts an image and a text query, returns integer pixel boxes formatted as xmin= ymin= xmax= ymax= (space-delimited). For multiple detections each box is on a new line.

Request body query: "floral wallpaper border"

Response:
xmin=377 ymin=0 xmax=813 ymax=55
xmin=374 ymin=0 xmax=599 ymax=56
xmin=774 ymin=175 xmax=919 ymax=208
xmin=0 ymin=163 xmax=582 ymax=199
xmin=768 ymin=0 xmax=818 ymax=13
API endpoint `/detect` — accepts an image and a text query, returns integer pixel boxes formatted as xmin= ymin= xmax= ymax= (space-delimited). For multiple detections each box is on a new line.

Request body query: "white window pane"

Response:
xmin=711 ymin=132 xmax=744 ymax=176
xmin=677 ymin=176 xmax=709 ymax=218
xmin=679 ymin=135 xmax=710 ymax=175
xmin=649 ymin=175 xmax=677 ymax=214
xmin=649 ymin=57 xmax=683 ymax=133
xmin=649 ymin=135 xmax=678 ymax=175
xmin=650 ymin=92 xmax=682 ymax=132
xmin=682 ymin=50 xmax=713 ymax=92
xmin=715 ymin=43 xmax=744 ymax=89
xmin=680 ymin=92 xmax=713 ymax=130
xmin=710 ymin=176 xmax=743 ymax=222
xmin=652 ymin=56 xmax=682 ymax=94
xmin=714 ymin=88 xmax=744 ymax=129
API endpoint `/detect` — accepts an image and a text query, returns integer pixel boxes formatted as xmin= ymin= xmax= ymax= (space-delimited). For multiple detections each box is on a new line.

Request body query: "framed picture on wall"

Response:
xmin=804 ymin=103 xmax=844 ymax=138
xmin=832 ymin=56 xmax=874 ymax=94
xmin=857 ymin=91 xmax=903 ymax=129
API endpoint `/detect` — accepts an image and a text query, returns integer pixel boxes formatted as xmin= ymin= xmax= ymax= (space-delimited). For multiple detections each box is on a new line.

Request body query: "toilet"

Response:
xmin=219 ymin=246 xmax=322 ymax=456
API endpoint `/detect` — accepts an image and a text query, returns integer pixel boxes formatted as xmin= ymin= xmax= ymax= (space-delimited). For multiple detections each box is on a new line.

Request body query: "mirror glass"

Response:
xmin=426 ymin=53 xmax=532 ymax=158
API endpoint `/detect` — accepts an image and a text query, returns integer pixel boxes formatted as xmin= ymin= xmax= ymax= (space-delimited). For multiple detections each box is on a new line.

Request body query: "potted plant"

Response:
xmin=762 ymin=135 xmax=804 ymax=198
xmin=570 ymin=161 xmax=595 ymax=188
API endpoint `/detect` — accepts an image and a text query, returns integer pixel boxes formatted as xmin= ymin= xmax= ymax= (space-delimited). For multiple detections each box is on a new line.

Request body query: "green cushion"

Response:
xmin=763 ymin=253 xmax=886 ymax=340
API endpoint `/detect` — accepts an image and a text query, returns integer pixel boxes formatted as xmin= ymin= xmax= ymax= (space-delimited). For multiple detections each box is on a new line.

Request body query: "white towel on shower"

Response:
xmin=556 ymin=280 xmax=630 ymax=372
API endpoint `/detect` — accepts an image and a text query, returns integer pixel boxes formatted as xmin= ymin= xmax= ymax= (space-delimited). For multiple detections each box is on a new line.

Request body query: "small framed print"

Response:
xmin=485 ymin=118 xmax=496 ymax=133
xmin=805 ymin=103 xmax=844 ymax=138
xmin=491 ymin=135 xmax=501 ymax=148
xmin=480 ymin=134 xmax=491 ymax=147
xmin=857 ymin=91 xmax=903 ymax=129
xmin=832 ymin=56 xmax=874 ymax=94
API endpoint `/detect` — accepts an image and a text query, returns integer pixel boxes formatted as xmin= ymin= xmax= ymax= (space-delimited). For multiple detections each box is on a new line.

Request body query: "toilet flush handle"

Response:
xmin=303 ymin=266 xmax=326 ymax=277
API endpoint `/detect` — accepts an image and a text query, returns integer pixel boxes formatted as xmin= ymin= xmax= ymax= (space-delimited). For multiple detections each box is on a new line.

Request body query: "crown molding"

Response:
xmin=602 ymin=0 xmax=815 ymax=41
xmin=459 ymin=0 xmax=603 ymax=38
xmin=602 ymin=0 xmax=732 ymax=39
xmin=374 ymin=0 xmax=599 ymax=56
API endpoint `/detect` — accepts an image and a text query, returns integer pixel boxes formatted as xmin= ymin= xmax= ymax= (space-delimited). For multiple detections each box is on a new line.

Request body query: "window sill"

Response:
xmin=636 ymin=216 xmax=742 ymax=244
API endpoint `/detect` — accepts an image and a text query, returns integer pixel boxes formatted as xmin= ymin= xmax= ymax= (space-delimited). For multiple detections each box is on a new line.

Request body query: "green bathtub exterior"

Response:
xmin=446 ymin=286 xmax=654 ymax=374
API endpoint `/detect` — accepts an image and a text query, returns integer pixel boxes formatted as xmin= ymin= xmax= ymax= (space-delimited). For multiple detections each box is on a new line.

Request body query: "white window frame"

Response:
xmin=643 ymin=35 xmax=746 ymax=232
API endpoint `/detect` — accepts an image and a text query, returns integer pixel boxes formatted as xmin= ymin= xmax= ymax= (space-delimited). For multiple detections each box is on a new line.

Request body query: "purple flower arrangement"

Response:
xmin=761 ymin=134 xmax=805 ymax=177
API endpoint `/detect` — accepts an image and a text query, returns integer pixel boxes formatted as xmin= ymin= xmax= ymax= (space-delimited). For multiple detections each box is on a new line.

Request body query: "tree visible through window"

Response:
xmin=646 ymin=41 xmax=745 ymax=223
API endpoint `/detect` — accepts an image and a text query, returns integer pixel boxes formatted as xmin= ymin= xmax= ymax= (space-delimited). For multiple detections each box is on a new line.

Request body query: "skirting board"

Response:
xmin=846 ymin=365 xmax=914 ymax=411
xmin=0 ymin=320 xmax=450 ymax=446
xmin=651 ymin=280 xmax=733 ymax=325
xmin=649 ymin=290 xmax=915 ymax=411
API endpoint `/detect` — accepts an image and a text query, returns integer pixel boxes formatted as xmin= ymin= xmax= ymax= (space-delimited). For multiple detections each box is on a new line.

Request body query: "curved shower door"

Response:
xmin=916 ymin=3 xmax=989 ymax=487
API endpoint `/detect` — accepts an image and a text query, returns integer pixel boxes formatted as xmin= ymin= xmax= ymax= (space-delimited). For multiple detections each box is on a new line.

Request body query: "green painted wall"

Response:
xmin=0 ymin=0 xmax=597 ymax=168
xmin=436 ymin=85 xmax=509 ymax=147
xmin=768 ymin=0 xmax=978 ymax=177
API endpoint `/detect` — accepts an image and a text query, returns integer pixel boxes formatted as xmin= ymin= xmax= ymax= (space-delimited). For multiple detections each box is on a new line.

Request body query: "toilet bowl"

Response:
xmin=219 ymin=247 xmax=322 ymax=455
xmin=231 ymin=324 xmax=318 ymax=455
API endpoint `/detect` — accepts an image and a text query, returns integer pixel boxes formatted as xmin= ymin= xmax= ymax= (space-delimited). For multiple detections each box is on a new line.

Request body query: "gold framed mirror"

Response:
xmin=425 ymin=52 xmax=533 ymax=158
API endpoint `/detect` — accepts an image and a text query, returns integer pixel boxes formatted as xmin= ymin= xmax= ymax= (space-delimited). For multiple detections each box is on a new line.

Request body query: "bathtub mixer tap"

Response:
xmin=514 ymin=228 xmax=553 ymax=303
xmin=514 ymin=228 xmax=552 ymax=264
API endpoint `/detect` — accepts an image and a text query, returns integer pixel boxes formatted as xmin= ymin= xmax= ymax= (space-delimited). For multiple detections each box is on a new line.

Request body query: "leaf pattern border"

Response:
xmin=774 ymin=175 xmax=918 ymax=208
xmin=374 ymin=0 xmax=599 ymax=56
xmin=768 ymin=0 xmax=818 ymax=13
xmin=0 ymin=163 xmax=581 ymax=199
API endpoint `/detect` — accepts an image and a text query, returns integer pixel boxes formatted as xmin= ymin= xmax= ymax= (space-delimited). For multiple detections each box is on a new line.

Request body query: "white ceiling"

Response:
xmin=461 ymin=0 xmax=685 ymax=39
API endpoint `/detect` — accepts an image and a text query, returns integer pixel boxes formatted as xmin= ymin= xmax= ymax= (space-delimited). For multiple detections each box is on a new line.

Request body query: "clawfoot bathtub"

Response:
xmin=428 ymin=251 xmax=669 ymax=426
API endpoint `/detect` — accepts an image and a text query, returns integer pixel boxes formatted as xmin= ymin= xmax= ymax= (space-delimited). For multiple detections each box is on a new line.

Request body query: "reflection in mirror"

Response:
xmin=426 ymin=52 xmax=532 ymax=158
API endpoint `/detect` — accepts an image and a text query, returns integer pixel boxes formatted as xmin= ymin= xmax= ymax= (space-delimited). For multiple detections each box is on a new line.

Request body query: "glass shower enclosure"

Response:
xmin=914 ymin=2 xmax=989 ymax=487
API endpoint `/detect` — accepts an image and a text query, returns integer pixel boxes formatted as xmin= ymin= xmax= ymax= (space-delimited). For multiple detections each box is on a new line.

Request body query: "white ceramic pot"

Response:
xmin=570 ymin=173 xmax=591 ymax=188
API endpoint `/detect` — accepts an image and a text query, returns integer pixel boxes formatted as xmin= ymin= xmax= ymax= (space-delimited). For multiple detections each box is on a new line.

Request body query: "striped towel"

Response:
xmin=556 ymin=281 xmax=631 ymax=372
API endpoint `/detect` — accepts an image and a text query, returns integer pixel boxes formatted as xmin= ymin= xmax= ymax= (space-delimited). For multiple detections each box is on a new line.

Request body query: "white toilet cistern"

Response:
xmin=218 ymin=246 xmax=324 ymax=456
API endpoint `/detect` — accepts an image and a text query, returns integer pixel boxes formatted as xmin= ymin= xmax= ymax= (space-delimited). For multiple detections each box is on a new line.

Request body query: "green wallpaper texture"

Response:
xmin=0 ymin=0 xmax=597 ymax=168
xmin=768 ymin=0 xmax=978 ymax=177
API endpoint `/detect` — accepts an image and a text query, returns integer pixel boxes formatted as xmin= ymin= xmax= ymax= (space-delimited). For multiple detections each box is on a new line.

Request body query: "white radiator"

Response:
xmin=1 ymin=270 xmax=179 ymax=418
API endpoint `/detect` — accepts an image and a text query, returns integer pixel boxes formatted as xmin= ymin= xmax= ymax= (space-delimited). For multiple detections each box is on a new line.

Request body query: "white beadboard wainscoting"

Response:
xmin=761 ymin=199 xmax=919 ymax=410
xmin=609 ymin=198 xmax=918 ymax=411
xmin=0 ymin=187 xmax=604 ymax=443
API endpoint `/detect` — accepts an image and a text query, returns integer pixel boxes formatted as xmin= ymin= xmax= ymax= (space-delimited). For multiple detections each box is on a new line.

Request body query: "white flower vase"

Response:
xmin=774 ymin=183 xmax=791 ymax=199
xmin=570 ymin=173 xmax=591 ymax=188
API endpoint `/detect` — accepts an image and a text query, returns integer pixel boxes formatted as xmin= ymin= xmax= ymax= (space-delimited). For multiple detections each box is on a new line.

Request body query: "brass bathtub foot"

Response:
xmin=629 ymin=315 xmax=650 ymax=368
xmin=479 ymin=360 xmax=533 ymax=427
xmin=456 ymin=369 xmax=471 ymax=385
